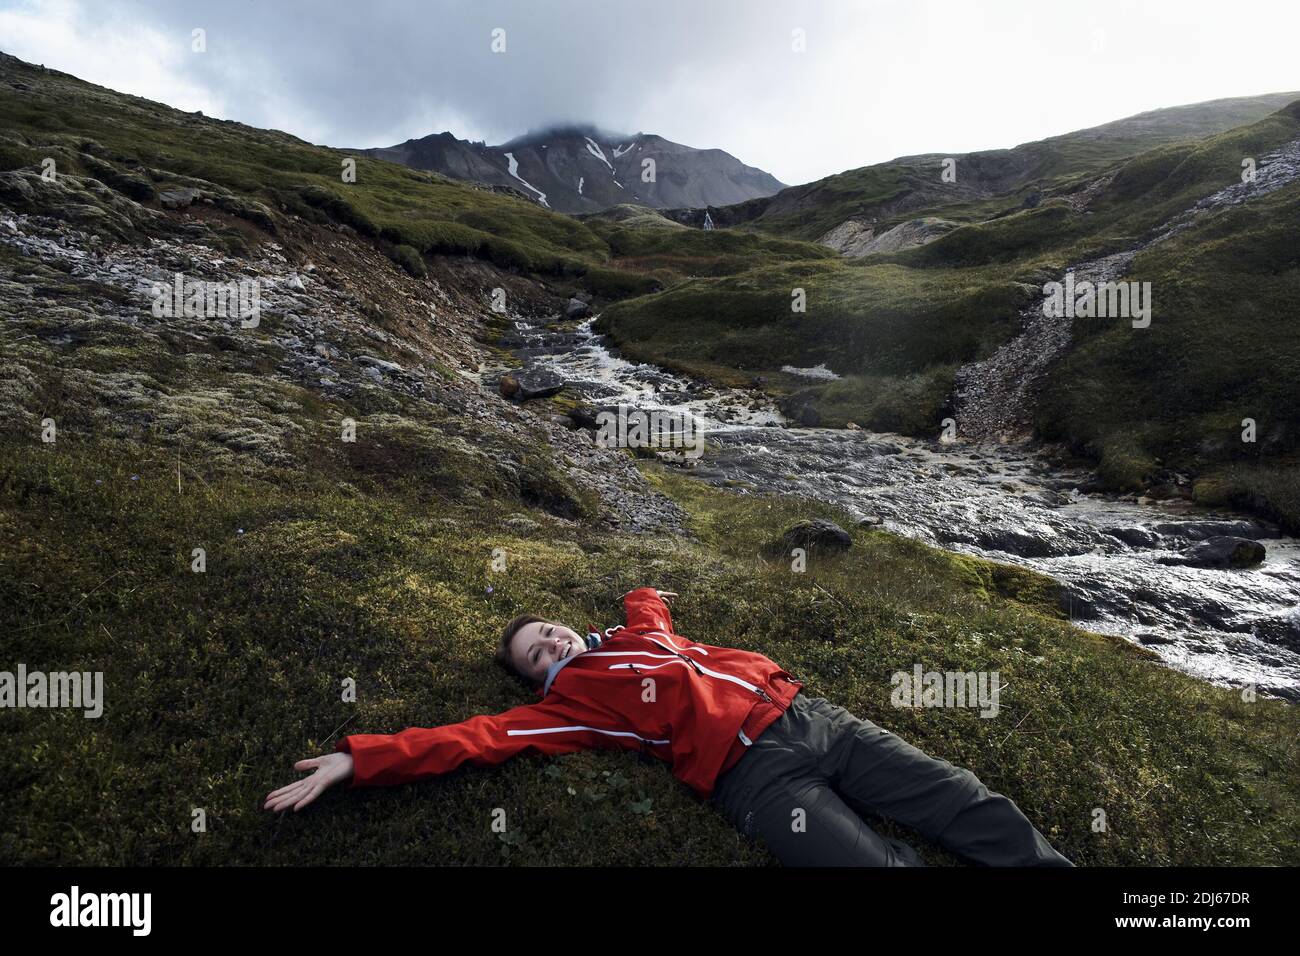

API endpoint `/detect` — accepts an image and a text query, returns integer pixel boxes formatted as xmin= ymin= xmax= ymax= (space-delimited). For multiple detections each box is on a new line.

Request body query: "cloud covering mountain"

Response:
xmin=4 ymin=0 xmax=1300 ymax=185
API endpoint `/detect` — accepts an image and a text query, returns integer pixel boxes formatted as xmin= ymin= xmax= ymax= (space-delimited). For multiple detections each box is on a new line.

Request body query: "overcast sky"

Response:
xmin=3 ymin=0 xmax=1299 ymax=186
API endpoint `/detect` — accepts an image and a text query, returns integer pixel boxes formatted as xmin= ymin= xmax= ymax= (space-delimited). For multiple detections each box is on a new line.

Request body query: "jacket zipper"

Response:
xmin=642 ymin=634 xmax=773 ymax=703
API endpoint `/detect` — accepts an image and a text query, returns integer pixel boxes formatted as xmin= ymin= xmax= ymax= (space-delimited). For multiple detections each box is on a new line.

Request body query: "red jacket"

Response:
xmin=336 ymin=588 xmax=803 ymax=798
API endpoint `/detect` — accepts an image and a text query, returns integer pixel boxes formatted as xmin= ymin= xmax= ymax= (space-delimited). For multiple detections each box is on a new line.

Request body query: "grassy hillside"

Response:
xmin=0 ymin=54 xmax=825 ymax=296
xmin=709 ymin=91 xmax=1300 ymax=241
xmin=3 ymin=439 xmax=1297 ymax=866
xmin=1036 ymin=186 xmax=1300 ymax=527
xmin=599 ymin=258 xmax=1029 ymax=430
xmin=603 ymin=102 xmax=1300 ymax=523
xmin=2 ymin=52 xmax=1299 ymax=867
xmin=0 ymin=58 xmax=609 ymax=275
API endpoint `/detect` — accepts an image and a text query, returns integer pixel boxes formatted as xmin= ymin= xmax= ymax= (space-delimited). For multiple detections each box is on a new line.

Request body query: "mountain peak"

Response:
xmin=359 ymin=126 xmax=784 ymax=214
xmin=502 ymin=124 xmax=636 ymax=148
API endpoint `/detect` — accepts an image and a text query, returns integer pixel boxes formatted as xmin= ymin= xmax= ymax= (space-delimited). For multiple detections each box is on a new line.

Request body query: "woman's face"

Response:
xmin=511 ymin=621 xmax=585 ymax=683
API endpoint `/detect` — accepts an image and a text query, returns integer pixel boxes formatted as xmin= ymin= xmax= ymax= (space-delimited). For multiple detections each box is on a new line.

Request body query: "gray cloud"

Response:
xmin=96 ymin=0 xmax=833 ymax=155
xmin=5 ymin=0 xmax=1300 ymax=186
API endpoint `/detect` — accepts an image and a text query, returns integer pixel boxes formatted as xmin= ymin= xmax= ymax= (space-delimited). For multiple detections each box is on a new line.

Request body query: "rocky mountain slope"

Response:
xmin=682 ymin=91 xmax=1300 ymax=248
xmin=356 ymin=125 xmax=785 ymax=214
xmin=953 ymin=135 xmax=1300 ymax=443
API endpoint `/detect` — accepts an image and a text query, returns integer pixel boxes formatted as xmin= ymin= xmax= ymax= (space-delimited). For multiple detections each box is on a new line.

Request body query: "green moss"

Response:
xmin=898 ymin=203 xmax=1075 ymax=267
xmin=603 ymin=259 xmax=1026 ymax=395
xmin=782 ymin=366 xmax=957 ymax=435
xmin=1 ymin=440 xmax=1297 ymax=866
xmin=1095 ymin=433 xmax=1159 ymax=492
xmin=1037 ymin=186 xmax=1300 ymax=505
xmin=577 ymin=265 xmax=662 ymax=300
xmin=1193 ymin=462 xmax=1300 ymax=534
xmin=387 ymin=243 xmax=427 ymax=279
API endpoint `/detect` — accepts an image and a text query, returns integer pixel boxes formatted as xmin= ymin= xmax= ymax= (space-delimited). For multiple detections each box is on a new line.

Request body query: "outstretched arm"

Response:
xmin=338 ymin=699 xmax=596 ymax=787
xmin=623 ymin=587 xmax=678 ymax=635
xmin=264 ymin=698 xmax=601 ymax=811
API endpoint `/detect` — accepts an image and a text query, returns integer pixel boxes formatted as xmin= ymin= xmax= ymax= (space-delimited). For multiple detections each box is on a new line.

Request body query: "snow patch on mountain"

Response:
xmin=584 ymin=138 xmax=614 ymax=173
xmin=362 ymin=126 xmax=786 ymax=213
xmin=503 ymin=151 xmax=549 ymax=208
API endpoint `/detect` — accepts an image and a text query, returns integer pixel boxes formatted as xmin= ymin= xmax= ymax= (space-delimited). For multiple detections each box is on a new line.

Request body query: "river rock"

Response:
xmin=565 ymin=297 xmax=592 ymax=319
xmin=567 ymin=404 xmax=604 ymax=430
xmin=1253 ymin=609 xmax=1300 ymax=652
xmin=972 ymin=524 xmax=1081 ymax=558
xmin=1157 ymin=536 xmax=1267 ymax=569
xmin=1105 ymin=525 xmax=1161 ymax=549
xmin=763 ymin=519 xmax=852 ymax=559
xmin=1136 ymin=633 xmax=1177 ymax=646
xmin=158 ymin=187 xmax=202 ymax=209
xmin=1153 ymin=519 xmax=1276 ymax=541
xmin=357 ymin=354 xmax=403 ymax=374
xmin=508 ymin=366 xmax=565 ymax=401
xmin=1056 ymin=585 xmax=1106 ymax=620
xmin=795 ymin=404 xmax=821 ymax=427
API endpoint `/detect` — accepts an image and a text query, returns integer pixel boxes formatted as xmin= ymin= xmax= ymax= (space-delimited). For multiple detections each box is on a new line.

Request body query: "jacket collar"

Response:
xmin=541 ymin=631 xmax=605 ymax=697
xmin=541 ymin=653 xmax=579 ymax=697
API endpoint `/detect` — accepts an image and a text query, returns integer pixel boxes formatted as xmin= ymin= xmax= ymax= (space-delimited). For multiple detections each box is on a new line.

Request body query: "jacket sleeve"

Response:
xmin=624 ymin=586 xmax=674 ymax=635
xmin=335 ymin=699 xmax=594 ymax=788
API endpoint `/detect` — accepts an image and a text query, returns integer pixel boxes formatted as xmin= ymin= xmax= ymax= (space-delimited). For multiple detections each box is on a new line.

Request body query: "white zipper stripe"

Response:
xmin=607 ymin=661 xmax=691 ymax=673
xmin=558 ymin=633 xmax=771 ymax=702
xmin=583 ymin=650 xmax=682 ymax=659
xmin=694 ymin=663 xmax=764 ymax=694
xmin=644 ymin=636 xmax=766 ymax=696
xmin=506 ymin=724 xmax=669 ymax=746
xmin=643 ymin=630 xmax=708 ymax=654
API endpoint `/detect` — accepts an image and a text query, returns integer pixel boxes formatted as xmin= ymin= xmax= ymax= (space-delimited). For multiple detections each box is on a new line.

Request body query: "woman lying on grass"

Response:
xmin=266 ymin=586 xmax=1073 ymax=866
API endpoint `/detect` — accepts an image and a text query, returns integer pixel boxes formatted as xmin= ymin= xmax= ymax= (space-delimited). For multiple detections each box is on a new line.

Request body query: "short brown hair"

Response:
xmin=496 ymin=614 xmax=551 ymax=682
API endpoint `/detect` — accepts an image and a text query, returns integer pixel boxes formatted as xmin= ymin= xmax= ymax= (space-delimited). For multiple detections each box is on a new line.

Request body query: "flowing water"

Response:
xmin=491 ymin=316 xmax=1300 ymax=702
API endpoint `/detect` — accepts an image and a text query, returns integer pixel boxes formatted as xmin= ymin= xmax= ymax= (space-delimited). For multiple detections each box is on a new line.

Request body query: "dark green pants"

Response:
xmin=712 ymin=693 xmax=1073 ymax=867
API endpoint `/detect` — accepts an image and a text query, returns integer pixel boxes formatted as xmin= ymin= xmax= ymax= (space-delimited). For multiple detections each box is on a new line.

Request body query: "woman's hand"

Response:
xmin=264 ymin=752 xmax=354 ymax=812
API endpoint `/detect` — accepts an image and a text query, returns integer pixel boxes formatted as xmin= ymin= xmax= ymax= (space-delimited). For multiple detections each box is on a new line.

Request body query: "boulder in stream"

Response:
xmin=1157 ymin=535 xmax=1267 ymax=569
xmin=974 ymin=525 xmax=1081 ymax=558
xmin=1153 ymin=519 xmax=1276 ymax=541
xmin=1253 ymin=609 xmax=1300 ymax=652
xmin=1104 ymin=526 xmax=1161 ymax=549
xmin=567 ymin=404 xmax=603 ymax=430
xmin=500 ymin=367 xmax=565 ymax=401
